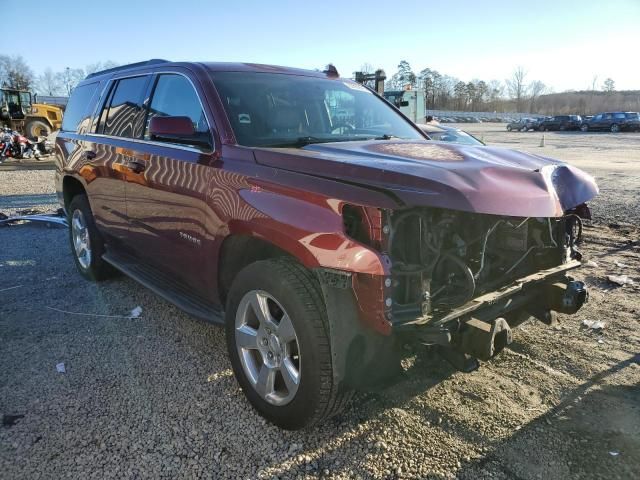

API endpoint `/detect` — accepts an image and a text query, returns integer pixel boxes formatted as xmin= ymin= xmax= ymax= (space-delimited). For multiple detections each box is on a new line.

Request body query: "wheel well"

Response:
xmin=218 ymin=235 xmax=291 ymax=306
xmin=62 ymin=176 xmax=86 ymax=211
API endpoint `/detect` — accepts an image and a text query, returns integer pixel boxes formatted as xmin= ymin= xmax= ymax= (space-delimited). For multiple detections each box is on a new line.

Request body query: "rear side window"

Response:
xmin=614 ymin=113 xmax=626 ymax=119
xmin=100 ymin=76 xmax=149 ymax=138
xmin=144 ymin=74 xmax=211 ymax=148
xmin=61 ymin=82 xmax=99 ymax=132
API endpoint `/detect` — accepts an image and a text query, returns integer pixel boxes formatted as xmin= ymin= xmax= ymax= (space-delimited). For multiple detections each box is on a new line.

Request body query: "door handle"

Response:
xmin=126 ymin=159 xmax=146 ymax=173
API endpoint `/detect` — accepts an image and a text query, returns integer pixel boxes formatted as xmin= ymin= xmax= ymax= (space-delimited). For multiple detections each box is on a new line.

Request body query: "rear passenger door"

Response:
xmin=123 ymin=72 xmax=216 ymax=297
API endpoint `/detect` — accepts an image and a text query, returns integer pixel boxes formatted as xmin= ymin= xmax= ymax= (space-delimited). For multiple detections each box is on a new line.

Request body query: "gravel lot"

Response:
xmin=1 ymin=131 xmax=639 ymax=479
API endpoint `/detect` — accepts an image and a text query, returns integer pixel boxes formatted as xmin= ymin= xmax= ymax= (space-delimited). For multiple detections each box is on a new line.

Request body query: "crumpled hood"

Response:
xmin=253 ymin=140 xmax=598 ymax=217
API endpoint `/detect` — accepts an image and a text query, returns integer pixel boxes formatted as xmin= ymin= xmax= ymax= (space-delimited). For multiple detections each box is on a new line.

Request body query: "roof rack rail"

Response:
xmin=85 ymin=59 xmax=170 ymax=79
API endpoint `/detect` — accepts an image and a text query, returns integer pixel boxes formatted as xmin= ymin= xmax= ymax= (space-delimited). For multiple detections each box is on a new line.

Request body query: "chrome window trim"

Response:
xmin=87 ymin=70 xmax=216 ymax=153
xmin=83 ymin=132 xmax=209 ymax=155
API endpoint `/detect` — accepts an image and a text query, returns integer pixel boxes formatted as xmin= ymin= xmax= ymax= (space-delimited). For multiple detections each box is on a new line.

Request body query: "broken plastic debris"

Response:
xmin=129 ymin=306 xmax=143 ymax=319
xmin=584 ymin=260 xmax=598 ymax=268
xmin=56 ymin=362 xmax=66 ymax=373
xmin=583 ymin=319 xmax=606 ymax=330
xmin=607 ymin=274 xmax=635 ymax=286
xmin=613 ymin=261 xmax=629 ymax=268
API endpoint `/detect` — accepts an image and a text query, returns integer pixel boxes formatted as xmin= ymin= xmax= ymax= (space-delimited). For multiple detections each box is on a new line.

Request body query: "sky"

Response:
xmin=7 ymin=0 xmax=640 ymax=92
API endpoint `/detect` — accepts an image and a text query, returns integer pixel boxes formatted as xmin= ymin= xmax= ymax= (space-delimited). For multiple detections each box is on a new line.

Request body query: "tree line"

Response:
xmin=374 ymin=60 xmax=627 ymax=115
xmin=0 ymin=54 xmax=118 ymax=96
xmin=1 ymin=54 xmax=634 ymax=115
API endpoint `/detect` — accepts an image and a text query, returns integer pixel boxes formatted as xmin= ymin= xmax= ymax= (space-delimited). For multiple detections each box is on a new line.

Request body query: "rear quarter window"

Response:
xmin=60 ymin=82 xmax=99 ymax=132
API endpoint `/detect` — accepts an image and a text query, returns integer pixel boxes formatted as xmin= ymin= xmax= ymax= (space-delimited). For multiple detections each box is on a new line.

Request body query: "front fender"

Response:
xmin=232 ymin=188 xmax=388 ymax=275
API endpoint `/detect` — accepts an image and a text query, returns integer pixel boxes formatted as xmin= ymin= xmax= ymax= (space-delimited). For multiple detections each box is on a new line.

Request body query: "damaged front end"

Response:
xmin=343 ymin=203 xmax=590 ymax=373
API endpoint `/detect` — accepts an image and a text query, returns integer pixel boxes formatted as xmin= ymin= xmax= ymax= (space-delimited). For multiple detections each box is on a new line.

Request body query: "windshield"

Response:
xmin=209 ymin=72 xmax=424 ymax=147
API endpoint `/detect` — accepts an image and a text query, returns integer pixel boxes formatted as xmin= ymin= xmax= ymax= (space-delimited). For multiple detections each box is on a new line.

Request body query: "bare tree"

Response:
xmin=602 ymin=78 xmax=615 ymax=93
xmin=85 ymin=61 xmax=119 ymax=75
xmin=36 ymin=68 xmax=63 ymax=96
xmin=506 ymin=66 xmax=528 ymax=112
xmin=528 ymin=80 xmax=547 ymax=113
xmin=0 ymin=55 xmax=34 ymax=90
xmin=358 ymin=62 xmax=374 ymax=74
xmin=56 ymin=67 xmax=85 ymax=95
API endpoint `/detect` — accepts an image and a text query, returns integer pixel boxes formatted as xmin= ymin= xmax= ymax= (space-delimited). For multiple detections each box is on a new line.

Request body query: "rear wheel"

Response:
xmin=507 ymin=125 xmax=512 ymax=131
xmin=225 ymin=257 xmax=353 ymax=430
xmin=521 ymin=126 xmax=528 ymax=132
xmin=25 ymin=120 xmax=51 ymax=139
xmin=580 ymin=124 xmax=589 ymax=132
xmin=68 ymin=194 xmax=116 ymax=281
xmin=610 ymin=123 xmax=620 ymax=133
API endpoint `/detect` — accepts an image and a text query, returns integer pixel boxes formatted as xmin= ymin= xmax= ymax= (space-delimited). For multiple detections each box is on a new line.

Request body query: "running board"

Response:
xmin=103 ymin=251 xmax=224 ymax=325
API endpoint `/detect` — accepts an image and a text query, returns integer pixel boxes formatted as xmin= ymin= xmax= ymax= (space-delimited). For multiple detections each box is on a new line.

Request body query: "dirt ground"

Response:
xmin=0 ymin=128 xmax=639 ymax=479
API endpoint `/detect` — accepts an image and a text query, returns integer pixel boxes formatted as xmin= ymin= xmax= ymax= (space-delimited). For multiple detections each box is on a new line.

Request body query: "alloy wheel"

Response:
xmin=71 ymin=209 xmax=92 ymax=269
xmin=234 ymin=290 xmax=301 ymax=406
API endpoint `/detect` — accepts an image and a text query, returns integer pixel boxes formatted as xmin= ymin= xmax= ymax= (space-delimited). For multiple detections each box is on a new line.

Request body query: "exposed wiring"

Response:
xmin=474 ymin=217 xmax=529 ymax=280
xmin=547 ymin=218 xmax=558 ymax=247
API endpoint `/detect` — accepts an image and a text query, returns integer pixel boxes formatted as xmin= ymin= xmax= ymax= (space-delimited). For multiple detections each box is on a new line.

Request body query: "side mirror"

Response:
xmin=149 ymin=115 xmax=195 ymax=138
xmin=149 ymin=116 xmax=211 ymax=149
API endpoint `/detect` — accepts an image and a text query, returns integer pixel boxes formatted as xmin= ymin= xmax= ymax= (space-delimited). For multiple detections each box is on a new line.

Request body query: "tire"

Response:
xmin=610 ymin=123 xmax=620 ymax=133
xmin=506 ymin=125 xmax=512 ymax=131
xmin=25 ymin=120 xmax=51 ymax=139
xmin=225 ymin=257 xmax=353 ymax=430
xmin=580 ymin=124 xmax=589 ymax=132
xmin=521 ymin=126 xmax=528 ymax=132
xmin=68 ymin=194 xmax=115 ymax=281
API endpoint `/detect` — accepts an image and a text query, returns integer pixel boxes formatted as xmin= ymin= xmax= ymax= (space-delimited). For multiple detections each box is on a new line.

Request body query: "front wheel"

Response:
xmin=580 ymin=124 xmax=589 ymax=132
xmin=507 ymin=125 xmax=512 ymax=131
xmin=610 ymin=123 xmax=620 ymax=133
xmin=225 ymin=258 xmax=353 ymax=430
xmin=25 ymin=120 xmax=52 ymax=139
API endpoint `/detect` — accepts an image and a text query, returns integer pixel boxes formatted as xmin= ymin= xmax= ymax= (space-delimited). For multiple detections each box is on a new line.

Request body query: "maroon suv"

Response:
xmin=55 ymin=60 xmax=598 ymax=429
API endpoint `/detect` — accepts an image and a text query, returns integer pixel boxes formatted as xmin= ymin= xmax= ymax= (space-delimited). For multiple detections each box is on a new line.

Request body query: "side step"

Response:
xmin=103 ymin=250 xmax=224 ymax=325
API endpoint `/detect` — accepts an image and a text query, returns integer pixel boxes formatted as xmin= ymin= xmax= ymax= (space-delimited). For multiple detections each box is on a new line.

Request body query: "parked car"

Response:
xmin=580 ymin=112 xmax=640 ymax=132
xmin=506 ymin=118 xmax=540 ymax=132
xmin=419 ymin=123 xmax=485 ymax=145
xmin=538 ymin=115 xmax=582 ymax=131
xmin=56 ymin=60 xmax=597 ymax=430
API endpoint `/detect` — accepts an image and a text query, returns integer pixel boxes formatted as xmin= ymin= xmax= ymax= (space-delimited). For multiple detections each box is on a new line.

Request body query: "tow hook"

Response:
xmin=457 ymin=317 xmax=513 ymax=362
xmin=546 ymin=280 xmax=588 ymax=314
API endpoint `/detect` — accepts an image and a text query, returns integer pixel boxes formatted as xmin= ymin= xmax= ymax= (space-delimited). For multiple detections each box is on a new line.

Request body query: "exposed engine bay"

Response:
xmin=385 ymin=207 xmax=584 ymax=320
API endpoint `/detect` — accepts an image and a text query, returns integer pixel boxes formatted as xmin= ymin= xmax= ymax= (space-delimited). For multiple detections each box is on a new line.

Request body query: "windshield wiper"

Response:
xmin=263 ymin=136 xmax=328 ymax=148
xmin=373 ymin=134 xmax=402 ymax=140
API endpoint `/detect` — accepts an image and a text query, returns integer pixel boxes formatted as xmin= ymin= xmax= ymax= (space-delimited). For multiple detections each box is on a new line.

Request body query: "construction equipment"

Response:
xmin=0 ymin=88 xmax=64 ymax=139
xmin=354 ymin=70 xmax=426 ymax=123
xmin=353 ymin=69 xmax=387 ymax=95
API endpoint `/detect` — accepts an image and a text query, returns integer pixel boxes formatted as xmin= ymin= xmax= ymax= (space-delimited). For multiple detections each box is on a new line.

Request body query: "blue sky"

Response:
xmin=9 ymin=0 xmax=640 ymax=91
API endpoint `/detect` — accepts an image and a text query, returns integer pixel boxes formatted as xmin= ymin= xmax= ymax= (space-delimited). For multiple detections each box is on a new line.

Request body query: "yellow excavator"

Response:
xmin=0 ymin=88 xmax=63 ymax=138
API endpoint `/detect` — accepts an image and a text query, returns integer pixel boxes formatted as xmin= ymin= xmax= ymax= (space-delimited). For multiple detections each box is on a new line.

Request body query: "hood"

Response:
xmin=253 ymin=140 xmax=598 ymax=217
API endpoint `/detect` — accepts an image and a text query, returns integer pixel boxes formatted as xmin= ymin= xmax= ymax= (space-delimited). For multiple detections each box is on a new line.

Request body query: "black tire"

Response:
xmin=225 ymin=257 xmax=353 ymax=430
xmin=67 ymin=194 xmax=115 ymax=281
xmin=610 ymin=123 xmax=620 ymax=133
xmin=25 ymin=120 xmax=51 ymax=139
xmin=506 ymin=125 xmax=512 ymax=131
xmin=580 ymin=124 xmax=589 ymax=132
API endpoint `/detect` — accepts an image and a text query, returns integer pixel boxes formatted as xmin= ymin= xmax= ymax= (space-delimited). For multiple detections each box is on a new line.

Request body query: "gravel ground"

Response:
xmin=1 ymin=134 xmax=639 ymax=479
